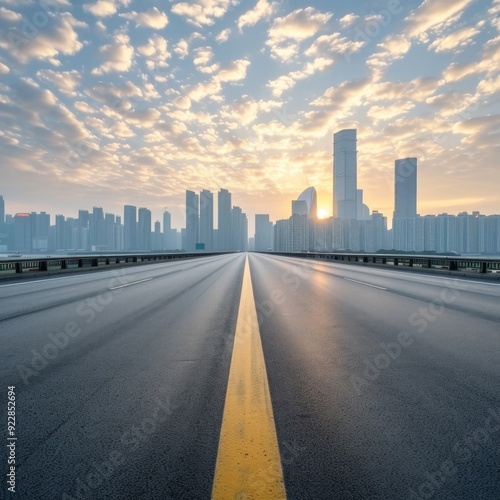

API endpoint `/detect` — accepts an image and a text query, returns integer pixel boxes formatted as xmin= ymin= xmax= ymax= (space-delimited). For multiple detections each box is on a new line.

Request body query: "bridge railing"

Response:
xmin=0 ymin=252 xmax=231 ymax=278
xmin=265 ymin=252 xmax=500 ymax=275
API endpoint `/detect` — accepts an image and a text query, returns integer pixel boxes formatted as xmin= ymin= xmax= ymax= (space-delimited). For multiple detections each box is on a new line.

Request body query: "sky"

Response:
xmin=0 ymin=0 xmax=499 ymax=234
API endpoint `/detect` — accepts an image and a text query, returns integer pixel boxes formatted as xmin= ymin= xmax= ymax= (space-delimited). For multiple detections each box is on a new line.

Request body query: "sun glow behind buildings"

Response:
xmin=317 ymin=208 xmax=329 ymax=219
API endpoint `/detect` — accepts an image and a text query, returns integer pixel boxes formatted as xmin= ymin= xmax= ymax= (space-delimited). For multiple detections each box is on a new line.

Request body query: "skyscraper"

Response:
xmin=394 ymin=157 xmax=417 ymax=218
xmin=186 ymin=190 xmax=199 ymax=251
xmin=124 ymin=205 xmax=137 ymax=250
xmin=255 ymin=214 xmax=273 ymax=251
xmin=0 ymin=195 xmax=4 ymax=224
xmin=199 ymin=189 xmax=213 ymax=251
xmin=14 ymin=213 xmax=32 ymax=252
xmin=333 ymin=129 xmax=357 ymax=220
xmin=218 ymin=189 xmax=232 ymax=251
xmin=297 ymin=187 xmax=318 ymax=220
xmin=138 ymin=208 xmax=151 ymax=250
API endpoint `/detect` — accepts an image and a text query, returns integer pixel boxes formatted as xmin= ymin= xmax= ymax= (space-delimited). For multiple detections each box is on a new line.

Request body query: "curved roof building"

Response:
xmin=297 ymin=187 xmax=318 ymax=220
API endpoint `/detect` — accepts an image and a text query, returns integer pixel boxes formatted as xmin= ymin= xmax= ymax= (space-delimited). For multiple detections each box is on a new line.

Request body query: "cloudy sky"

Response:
xmin=0 ymin=0 xmax=499 ymax=233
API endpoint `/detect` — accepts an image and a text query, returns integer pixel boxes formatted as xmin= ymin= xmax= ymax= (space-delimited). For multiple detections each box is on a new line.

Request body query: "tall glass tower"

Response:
xmin=333 ymin=129 xmax=357 ymax=220
xmin=394 ymin=157 xmax=417 ymax=217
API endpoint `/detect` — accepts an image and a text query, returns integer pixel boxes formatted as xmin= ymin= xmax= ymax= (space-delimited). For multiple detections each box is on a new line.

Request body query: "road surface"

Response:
xmin=1 ymin=252 xmax=498 ymax=499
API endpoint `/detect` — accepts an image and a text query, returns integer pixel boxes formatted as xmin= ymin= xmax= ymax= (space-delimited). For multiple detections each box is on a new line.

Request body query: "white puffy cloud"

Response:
xmin=405 ymin=0 xmax=475 ymax=38
xmin=137 ymin=35 xmax=171 ymax=69
xmin=83 ymin=0 xmax=131 ymax=17
xmin=339 ymin=13 xmax=359 ymax=28
xmin=0 ymin=6 xmax=22 ymax=22
xmin=216 ymin=28 xmax=231 ymax=43
xmin=367 ymin=34 xmax=411 ymax=80
xmin=0 ymin=62 xmax=10 ymax=74
xmin=92 ymin=33 xmax=134 ymax=74
xmin=238 ymin=0 xmax=277 ymax=31
xmin=428 ymin=26 xmax=479 ymax=53
xmin=36 ymin=69 xmax=82 ymax=96
xmin=266 ymin=7 xmax=333 ymax=61
xmin=0 ymin=13 xmax=85 ymax=65
xmin=267 ymin=57 xmax=334 ymax=97
xmin=215 ymin=59 xmax=250 ymax=83
xmin=171 ymin=0 xmax=238 ymax=27
xmin=120 ymin=7 xmax=169 ymax=29
xmin=305 ymin=33 xmax=365 ymax=57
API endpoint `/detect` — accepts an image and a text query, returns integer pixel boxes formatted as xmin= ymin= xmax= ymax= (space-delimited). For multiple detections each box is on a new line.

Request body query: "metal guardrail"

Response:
xmin=0 ymin=252 xmax=231 ymax=277
xmin=267 ymin=252 xmax=500 ymax=275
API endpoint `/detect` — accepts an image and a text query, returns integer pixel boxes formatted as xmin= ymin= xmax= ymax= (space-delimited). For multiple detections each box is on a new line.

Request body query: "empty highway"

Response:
xmin=1 ymin=253 xmax=499 ymax=499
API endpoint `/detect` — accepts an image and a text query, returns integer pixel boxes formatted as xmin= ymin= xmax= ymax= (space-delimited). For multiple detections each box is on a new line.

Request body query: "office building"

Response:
xmin=138 ymin=208 xmax=151 ymax=250
xmin=199 ymin=189 xmax=214 ymax=251
xmin=333 ymin=129 xmax=357 ymax=220
xmin=394 ymin=158 xmax=417 ymax=218
xmin=186 ymin=190 xmax=199 ymax=251
xmin=218 ymin=189 xmax=232 ymax=251
xmin=124 ymin=205 xmax=137 ymax=250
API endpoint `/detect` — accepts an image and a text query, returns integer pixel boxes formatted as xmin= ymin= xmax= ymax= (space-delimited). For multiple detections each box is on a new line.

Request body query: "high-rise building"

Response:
xmin=138 ymin=208 xmax=151 ymax=250
xmin=292 ymin=200 xmax=308 ymax=216
xmin=186 ymin=190 xmax=199 ymax=251
xmin=231 ymin=206 xmax=247 ymax=251
xmin=0 ymin=195 xmax=4 ymax=224
xmin=356 ymin=189 xmax=370 ymax=220
xmin=153 ymin=221 xmax=162 ymax=250
xmin=333 ymin=129 xmax=357 ymax=220
xmin=297 ymin=187 xmax=318 ymax=220
xmin=163 ymin=210 xmax=176 ymax=250
xmin=14 ymin=213 xmax=32 ymax=252
xmin=199 ymin=189 xmax=213 ymax=251
xmin=255 ymin=214 xmax=273 ymax=251
xmin=218 ymin=189 xmax=232 ymax=251
xmin=90 ymin=207 xmax=105 ymax=248
xmin=394 ymin=158 xmax=417 ymax=218
xmin=31 ymin=212 xmax=50 ymax=251
xmin=124 ymin=205 xmax=137 ymax=250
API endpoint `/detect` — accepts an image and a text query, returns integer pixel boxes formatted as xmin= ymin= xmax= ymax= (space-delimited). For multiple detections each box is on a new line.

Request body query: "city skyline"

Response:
xmin=0 ymin=1 xmax=499 ymax=231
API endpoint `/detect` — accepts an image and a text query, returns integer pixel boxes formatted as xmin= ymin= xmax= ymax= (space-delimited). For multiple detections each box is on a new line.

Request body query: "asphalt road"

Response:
xmin=1 ymin=252 xmax=499 ymax=499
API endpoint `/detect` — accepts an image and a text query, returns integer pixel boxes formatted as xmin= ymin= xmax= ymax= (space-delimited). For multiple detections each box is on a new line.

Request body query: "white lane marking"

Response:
xmin=109 ymin=278 xmax=153 ymax=290
xmin=0 ymin=275 xmax=90 ymax=288
xmin=343 ymin=277 xmax=387 ymax=290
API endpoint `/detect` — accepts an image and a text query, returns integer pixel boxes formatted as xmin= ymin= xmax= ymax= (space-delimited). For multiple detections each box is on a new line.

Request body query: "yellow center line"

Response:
xmin=212 ymin=256 xmax=287 ymax=500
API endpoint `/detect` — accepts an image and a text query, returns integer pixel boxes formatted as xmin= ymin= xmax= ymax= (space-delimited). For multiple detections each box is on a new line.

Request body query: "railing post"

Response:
xmin=481 ymin=262 xmax=487 ymax=273
xmin=394 ymin=258 xmax=399 ymax=267
xmin=61 ymin=260 xmax=67 ymax=270
xmin=91 ymin=258 xmax=98 ymax=267
xmin=409 ymin=259 xmax=413 ymax=267
xmin=15 ymin=263 xmax=22 ymax=274
xmin=39 ymin=261 xmax=48 ymax=272
xmin=427 ymin=259 xmax=432 ymax=269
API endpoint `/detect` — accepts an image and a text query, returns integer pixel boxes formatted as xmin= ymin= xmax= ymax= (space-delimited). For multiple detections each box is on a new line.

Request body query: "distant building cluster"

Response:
xmin=185 ymin=188 xmax=248 ymax=252
xmin=255 ymin=129 xmax=500 ymax=255
xmin=1 ymin=131 xmax=498 ymax=256
xmin=0 ymin=188 xmax=248 ymax=253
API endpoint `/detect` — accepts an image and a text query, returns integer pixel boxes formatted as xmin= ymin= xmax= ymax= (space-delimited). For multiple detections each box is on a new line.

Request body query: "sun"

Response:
xmin=317 ymin=207 xmax=328 ymax=219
